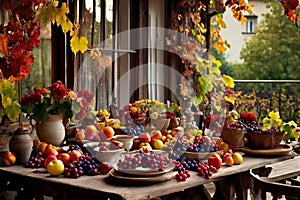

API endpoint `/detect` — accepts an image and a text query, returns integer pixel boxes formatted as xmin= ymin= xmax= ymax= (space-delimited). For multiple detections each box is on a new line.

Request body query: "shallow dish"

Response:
xmin=240 ymin=144 xmax=292 ymax=156
xmin=113 ymin=162 xmax=174 ymax=177
xmin=109 ymin=169 xmax=176 ymax=184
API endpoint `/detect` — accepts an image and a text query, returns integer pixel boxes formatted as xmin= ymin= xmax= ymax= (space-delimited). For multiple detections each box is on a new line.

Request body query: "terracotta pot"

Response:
xmin=36 ymin=114 xmax=65 ymax=146
xmin=245 ymin=131 xmax=284 ymax=149
xmin=9 ymin=129 xmax=33 ymax=164
xmin=221 ymin=128 xmax=245 ymax=148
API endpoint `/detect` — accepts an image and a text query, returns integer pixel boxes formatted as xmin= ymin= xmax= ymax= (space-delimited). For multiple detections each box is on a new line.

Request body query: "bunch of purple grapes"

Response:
xmin=186 ymin=136 xmax=218 ymax=153
xmin=174 ymin=157 xmax=218 ymax=181
xmin=163 ymin=134 xmax=190 ymax=160
xmin=223 ymin=121 xmax=247 ymax=130
xmin=117 ymin=151 xmax=171 ymax=171
xmin=63 ymin=153 xmax=99 ymax=178
xmin=25 ymin=151 xmax=45 ymax=168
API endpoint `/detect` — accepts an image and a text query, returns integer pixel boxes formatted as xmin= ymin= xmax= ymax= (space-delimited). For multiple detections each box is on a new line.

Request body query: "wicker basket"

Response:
xmin=245 ymin=131 xmax=284 ymax=149
xmin=221 ymin=128 xmax=245 ymax=148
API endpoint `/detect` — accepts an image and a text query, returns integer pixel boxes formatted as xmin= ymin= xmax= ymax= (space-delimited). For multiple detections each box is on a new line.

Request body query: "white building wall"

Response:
xmin=220 ymin=0 xmax=268 ymax=63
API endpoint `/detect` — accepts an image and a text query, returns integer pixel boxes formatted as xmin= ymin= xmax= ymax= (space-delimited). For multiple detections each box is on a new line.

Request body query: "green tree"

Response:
xmin=236 ymin=1 xmax=300 ymax=81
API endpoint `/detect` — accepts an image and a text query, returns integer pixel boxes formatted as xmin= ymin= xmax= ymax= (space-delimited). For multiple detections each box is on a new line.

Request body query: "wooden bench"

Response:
xmin=250 ymin=156 xmax=300 ymax=200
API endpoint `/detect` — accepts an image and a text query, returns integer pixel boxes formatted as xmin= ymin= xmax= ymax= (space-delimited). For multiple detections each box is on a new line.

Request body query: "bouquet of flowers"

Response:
xmin=20 ymin=81 xmax=77 ymax=122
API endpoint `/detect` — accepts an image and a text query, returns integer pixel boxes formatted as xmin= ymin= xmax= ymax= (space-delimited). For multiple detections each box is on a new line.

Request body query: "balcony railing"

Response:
xmin=233 ymin=80 xmax=300 ymax=124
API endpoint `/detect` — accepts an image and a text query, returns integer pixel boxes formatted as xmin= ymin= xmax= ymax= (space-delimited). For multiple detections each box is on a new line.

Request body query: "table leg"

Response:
xmin=234 ymin=171 xmax=254 ymax=200
xmin=212 ymin=177 xmax=235 ymax=200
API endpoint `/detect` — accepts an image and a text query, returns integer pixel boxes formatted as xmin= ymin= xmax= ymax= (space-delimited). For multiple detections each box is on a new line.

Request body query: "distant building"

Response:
xmin=220 ymin=0 xmax=268 ymax=63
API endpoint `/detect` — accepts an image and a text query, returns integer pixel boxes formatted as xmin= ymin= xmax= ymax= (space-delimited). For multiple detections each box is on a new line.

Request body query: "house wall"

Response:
xmin=220 ymin=0 xmax=268 ymax=63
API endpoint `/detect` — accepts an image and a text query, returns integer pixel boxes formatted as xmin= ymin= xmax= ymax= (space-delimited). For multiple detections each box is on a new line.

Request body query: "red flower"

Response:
xmin=240 ymin=112 xmax=257 ymax=124
xmin=205 ymin=114 xmax=220 ymax=128
xmin=21 ymin=93 xmax=42 ymax=106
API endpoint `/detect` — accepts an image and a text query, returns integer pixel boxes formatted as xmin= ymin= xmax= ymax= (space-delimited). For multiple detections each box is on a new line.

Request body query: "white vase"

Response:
xmin=36 ymin=115 xmax=65 ymax=146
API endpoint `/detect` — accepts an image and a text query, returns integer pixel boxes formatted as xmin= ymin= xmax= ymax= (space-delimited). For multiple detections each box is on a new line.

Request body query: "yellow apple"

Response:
xmin=232 ymin=152 xmax=243 ymax=165
xmin=47 ymin=159 xmax=65 ymax=176
xmin=153 ymin=139 xmax=164 ymax=150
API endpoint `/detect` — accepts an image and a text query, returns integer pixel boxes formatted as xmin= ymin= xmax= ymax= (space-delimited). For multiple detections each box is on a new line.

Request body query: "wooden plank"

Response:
xmin=265 ymin=156 xmax=300 ymax=182
xmin=0 ymin=155 xmax=293 ymax=200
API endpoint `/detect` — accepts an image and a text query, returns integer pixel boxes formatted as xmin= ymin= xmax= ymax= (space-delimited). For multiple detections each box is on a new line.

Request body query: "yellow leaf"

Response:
xmin=222 ymin=75 xmax=235 ymax=88
xmin=60 ymin=3 xmax=70 ymax=14
xmin=61 ymin=20 xmax=73 ymax=34
xmin=55 ymin=10 xmax=67 ymax=26
xmin=2 ymin=96 xmax=12 ymax=108
xmin=53 ymin=1 xmax=59 ymax=7
xmin=70 ymin=36 xmax=89 ymax=54
xmin=225 ymin=96 xmax=235 ymax=105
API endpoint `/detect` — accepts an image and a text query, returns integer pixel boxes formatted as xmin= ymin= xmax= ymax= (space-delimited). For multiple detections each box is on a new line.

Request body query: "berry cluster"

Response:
xmin=123 ymin=124 xmax=146 ymax=136
xmin=25 ymin=151 xmax=45 ymax=168
xmin=186 ymin=136 xmax=218 ymax=153
xmin=117 ymin=151 xmax=171 ymax=171
xmin=223 ymin=121 xmax=246 ymax=130
xmin=197 ymin=162 xmax=218 ymax=179
xmin=173 ymin=157 xmax=218 ymax=181
xmin=164 ymin=135 xmax=190 ymax=160
xmin=63 ymin=154 xmax=99 ymax=178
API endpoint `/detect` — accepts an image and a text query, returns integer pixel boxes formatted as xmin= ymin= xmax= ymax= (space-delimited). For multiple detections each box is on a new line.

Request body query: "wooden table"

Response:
xmin=0 ymin=155 xmax=294 ymax=200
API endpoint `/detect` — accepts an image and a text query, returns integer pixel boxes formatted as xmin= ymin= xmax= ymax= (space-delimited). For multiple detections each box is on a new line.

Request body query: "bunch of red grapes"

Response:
xmin=117 ymin=151 xmax=171 ymax=171
xmin=186 ymin=136 xmax=218 ymax=153
xmin=173 ymin=157 xmax=218 ymax=181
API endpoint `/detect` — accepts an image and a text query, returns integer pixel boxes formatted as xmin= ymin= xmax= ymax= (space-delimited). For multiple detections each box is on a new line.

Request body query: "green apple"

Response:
xmin=47 ymin=159 xmax=65 ymax=176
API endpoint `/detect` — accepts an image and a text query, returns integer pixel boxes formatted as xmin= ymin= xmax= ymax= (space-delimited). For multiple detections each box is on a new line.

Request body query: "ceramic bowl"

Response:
xmin=93 ymin=147 xmax=124 ymax=164
xmin=112 ymin=135 xmax=135 ymax=151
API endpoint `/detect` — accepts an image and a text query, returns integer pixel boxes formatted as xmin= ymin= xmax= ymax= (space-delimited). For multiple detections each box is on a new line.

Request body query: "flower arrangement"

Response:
xmin=20 ymin=80 xmax=76 ymax=122
xmin=72 ymin=90 xmax=96 ymax=123
xmin=242 ymin=110 xmax=299 ymax=148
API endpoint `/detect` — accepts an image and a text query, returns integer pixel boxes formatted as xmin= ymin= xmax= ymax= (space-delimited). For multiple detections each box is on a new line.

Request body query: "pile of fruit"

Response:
xmin=23 ymin=141 xmax=113 ymax=178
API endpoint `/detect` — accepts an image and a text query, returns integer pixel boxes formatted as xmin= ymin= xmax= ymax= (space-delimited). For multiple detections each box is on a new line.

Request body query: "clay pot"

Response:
xmin=221 ymin=127 xmax=246 ymax=148
xmin=245 ymin=131 xmax=284 ymax=149
xmin=36 ymin=114 xmax=65 ymax=146
xmin=9 ymin=128 xmax=33 ymax=164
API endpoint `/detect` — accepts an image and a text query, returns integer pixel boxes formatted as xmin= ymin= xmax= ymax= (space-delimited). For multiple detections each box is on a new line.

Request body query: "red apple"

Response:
xmin=57 ymin=153 xmax=70 ymax=165
xmin=99 ymin=162 xmax=112 ymax=174
xmin=208 ymin=153 xmax=222 ymax=169
xmin=139 ymin=132 xmax=151 ymax=143
xmin=222 ymin=152 xmax=232 ymax=162
xmin=69 ymin=150 xmax=82 ymax=162
xmin=150 ymin=130 xmax=162 ymax=140
xmin=44 ymin=155 xmax=58 ymax=168
xmin=44 ymin=144 xmax=58 ymax=158
xmin=3 ymin=152 xmax=16 ymax=166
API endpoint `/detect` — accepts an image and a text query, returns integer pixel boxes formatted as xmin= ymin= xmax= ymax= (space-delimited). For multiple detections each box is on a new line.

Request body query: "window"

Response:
xmin=243 ymin=15 xmax=257 ymax=34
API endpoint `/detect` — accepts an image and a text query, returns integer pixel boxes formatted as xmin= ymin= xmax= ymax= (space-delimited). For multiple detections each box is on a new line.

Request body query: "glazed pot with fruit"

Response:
xmin=35 ymin=114 xmax=65 ymax=146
